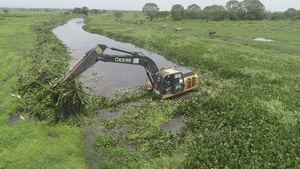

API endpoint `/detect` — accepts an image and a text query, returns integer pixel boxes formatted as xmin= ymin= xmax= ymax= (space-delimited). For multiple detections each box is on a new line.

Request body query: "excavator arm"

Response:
xmin=58 ymin=44 xmax=159 ymax=87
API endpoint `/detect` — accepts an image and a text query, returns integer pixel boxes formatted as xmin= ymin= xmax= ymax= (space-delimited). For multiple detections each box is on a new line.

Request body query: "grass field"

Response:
xmin=84 ymin=14 xmax=300 ymax=168
xmin=1 ymin=11 xmax=300 ymax=168
xmin=87 ymin=13 xmax=300 ymax=56
xmin=0 ymin=13 xmax=88 ymax=169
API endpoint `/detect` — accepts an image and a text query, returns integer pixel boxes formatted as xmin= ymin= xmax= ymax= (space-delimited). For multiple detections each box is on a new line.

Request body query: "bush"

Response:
xmin=114 ymin=11 xmax=124 ymax=20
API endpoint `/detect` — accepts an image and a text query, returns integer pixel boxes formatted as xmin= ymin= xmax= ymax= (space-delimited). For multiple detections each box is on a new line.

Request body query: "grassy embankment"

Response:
xmin=0 ymin=13 xmax=88 ymax=169
xmin=84 ymin=14 xmax=300 ymax=168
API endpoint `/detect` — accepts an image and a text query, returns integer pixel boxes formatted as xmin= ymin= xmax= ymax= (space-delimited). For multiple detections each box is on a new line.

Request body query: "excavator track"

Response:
xmin=117 ymin=84 xmax=201 ymax=103
xmin=166 ymin=93 xmax=201 ymax=103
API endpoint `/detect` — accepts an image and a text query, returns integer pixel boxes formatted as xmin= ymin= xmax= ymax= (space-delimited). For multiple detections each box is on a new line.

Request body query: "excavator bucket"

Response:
xmin=57 ymin=44 xmax=107 ymax=86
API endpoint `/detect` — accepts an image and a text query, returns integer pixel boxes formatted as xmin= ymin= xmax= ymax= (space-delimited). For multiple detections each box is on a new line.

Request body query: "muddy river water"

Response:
xmin=53 ymin=18 xmax=188 ymax=96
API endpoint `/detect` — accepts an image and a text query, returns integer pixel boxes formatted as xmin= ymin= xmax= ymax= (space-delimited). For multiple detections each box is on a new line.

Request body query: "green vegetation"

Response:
xmin=171 ymin=4 xmax=185 ymax=21
xmin=113 ymin=11 xmax=124 ymax=21
xmin=141 ymin=0 xmax=300 ymax=21
xmin=1 ymin=9 xmax=300 ymax=168
xmin=2 ymin=9 xmax=9 ymax=14
xmin=15 ymin=16 xmax=91 ymax=123
xmin=84 ymin=13 xmax=300 ymax=168
xmin=0 ymin=13 xmax=88 ymax=168
xmin=185 ymin=4 xmax=201 ymax=19
xmin=73 ymin=7 xmax=89 ymax=15
xmin=203 ymin=5 xmax=226 ymax=21
xmin=239 ymin=0 xmax=266 ymax=20
xmin=142 ymin=3 xmax=159 ymax=22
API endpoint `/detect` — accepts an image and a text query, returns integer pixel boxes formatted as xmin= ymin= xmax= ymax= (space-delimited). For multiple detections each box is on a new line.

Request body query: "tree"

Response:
xmin=90 ymin=9 xmax=101 ymax=14
xmin=142 ymin=3 xmax=159 ymax=21
xmin=72 ymin=7 xmax=81 ymax=14
xmin=269 ymin=12 xmax=285 ymax=20
xmin=284 ymin=8 xmax=297 ymax=19
xmin=203 ymin=5 xmax=226 ymax=21
xmin=186 ymin=4 xmax=201 ymax=19
xmin=157 ymin=11 xmax=170 ymax=19
xmin=113 ymin=11 xmax=124 ymax=20
xmin=81 ymin=6 xmax=89 ymax=15
xmin=296 ymin=10 xmax=300 ymax=20
xmin=3 ymin=9 xmax=9 ymax=14
xmin=171 ymin=4 xmax=185 ymax=21
xmin=242 ymin=0 xmax=265 ymax=20
xmin=226 ymin=0 xmax=244 ymax=20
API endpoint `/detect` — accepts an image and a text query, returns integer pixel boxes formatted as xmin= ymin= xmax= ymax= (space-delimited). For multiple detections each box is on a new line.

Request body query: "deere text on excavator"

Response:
xmin=58 ymin=44 xmax=199 ymax=99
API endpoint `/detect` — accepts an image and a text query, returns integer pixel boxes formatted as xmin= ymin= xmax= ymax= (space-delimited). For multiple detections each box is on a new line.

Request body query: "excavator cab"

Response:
xmin=153 ymin=69 xmax=185 ymax=99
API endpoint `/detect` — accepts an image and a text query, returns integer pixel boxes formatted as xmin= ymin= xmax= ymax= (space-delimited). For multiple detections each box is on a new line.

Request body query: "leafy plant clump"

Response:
xmin=15 ymin=19 xmax=90 ymax=123
xmin=175 ymin=92 xmax=300 ymax=168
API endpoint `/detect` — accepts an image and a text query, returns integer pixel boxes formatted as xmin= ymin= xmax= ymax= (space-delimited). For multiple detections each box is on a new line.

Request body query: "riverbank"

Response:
xmin=0 ymin=13 xmax=88 ymax=168
xmin=84 ymin=14 xmax=300 ymax=168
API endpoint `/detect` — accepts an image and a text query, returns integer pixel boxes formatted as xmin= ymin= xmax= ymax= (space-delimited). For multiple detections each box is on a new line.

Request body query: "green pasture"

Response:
xmin=88 ymin=13 xmax=300 ymax=55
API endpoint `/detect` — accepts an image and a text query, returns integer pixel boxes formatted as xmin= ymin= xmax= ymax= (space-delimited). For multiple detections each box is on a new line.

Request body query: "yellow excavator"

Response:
xmin=58 ymin=44 xmax=199 ymax=99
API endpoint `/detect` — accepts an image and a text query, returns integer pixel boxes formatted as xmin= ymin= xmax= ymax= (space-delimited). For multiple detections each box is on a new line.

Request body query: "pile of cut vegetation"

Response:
xmin=15 ymin=20 xmax=89 ymax=123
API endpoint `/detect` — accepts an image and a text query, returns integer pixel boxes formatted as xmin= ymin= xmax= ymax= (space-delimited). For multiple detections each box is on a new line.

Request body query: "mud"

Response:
xmin=160 ymin=116 xmax=186 ymax=134
xmin=9 ymin=113 xmax=29 ymax=125
xmin=97 ymin=111 xmax=124 ymax=121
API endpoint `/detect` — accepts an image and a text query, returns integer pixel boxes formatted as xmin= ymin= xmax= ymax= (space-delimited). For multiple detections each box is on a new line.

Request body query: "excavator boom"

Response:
xmin=57 ymin=44 xmax=107 ymax=86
